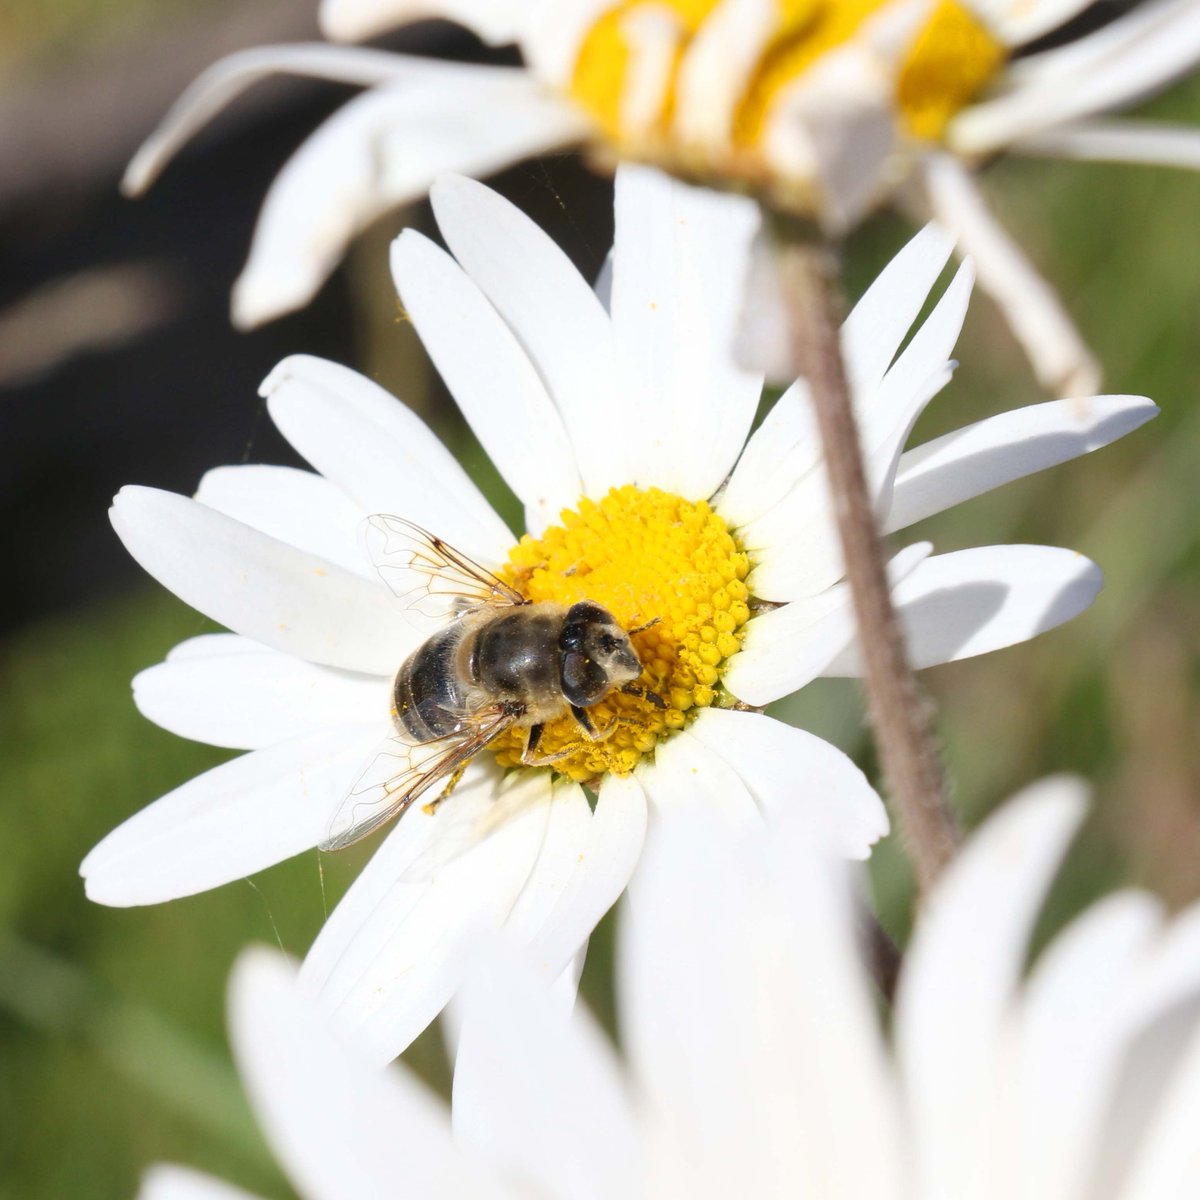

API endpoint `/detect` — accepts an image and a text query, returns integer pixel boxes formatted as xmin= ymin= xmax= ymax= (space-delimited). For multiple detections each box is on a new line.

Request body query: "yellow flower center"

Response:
xmin=569 ymin=0 xmax=1005 ymax=178
xmin=489 ymin=485 xmax=752 ymax=782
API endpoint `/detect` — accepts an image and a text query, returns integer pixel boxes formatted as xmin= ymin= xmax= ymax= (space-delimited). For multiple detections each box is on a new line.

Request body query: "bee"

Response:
xmin=322 ymin=516 xmax=662 ymax=851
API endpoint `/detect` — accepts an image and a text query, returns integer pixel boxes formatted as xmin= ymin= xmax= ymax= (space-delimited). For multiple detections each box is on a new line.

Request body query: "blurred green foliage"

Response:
xmin=0 ymin=0 xmax=216 ymax=75
xmin=2 ymin=20 xmax=1199 ymax=1199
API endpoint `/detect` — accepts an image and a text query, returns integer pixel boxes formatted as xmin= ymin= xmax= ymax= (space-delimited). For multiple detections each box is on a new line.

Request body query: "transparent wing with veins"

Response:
xmin=364 ymin=515 xmax=526 ymax=623
xmin=321 ymin=707 xmax=519 ymax=852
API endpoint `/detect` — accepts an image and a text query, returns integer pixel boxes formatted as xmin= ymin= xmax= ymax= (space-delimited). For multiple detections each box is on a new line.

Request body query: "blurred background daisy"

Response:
xmin=2 ymin=1 xmax=1199 ymax=1196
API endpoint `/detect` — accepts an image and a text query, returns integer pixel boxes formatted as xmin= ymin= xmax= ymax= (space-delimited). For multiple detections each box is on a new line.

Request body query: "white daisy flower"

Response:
xmin=85 ymin=166 xmax=1152 ymax=1063
xmin=126 ymin=0 xmax=1200 ymax=393
xmin=139 ymin=778 xmax=1200 ymax=1200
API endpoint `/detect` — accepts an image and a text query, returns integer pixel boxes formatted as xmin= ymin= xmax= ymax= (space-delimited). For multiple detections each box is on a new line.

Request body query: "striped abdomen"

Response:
xmin=392 ymin=624 xmax=474 ymax=741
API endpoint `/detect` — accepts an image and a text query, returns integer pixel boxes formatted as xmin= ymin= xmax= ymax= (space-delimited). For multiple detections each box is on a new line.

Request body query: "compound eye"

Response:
xmin=560 ymin=650 xmax=608 ymax=708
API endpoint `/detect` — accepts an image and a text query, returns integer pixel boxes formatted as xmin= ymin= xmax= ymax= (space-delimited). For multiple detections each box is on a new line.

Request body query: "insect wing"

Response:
xmin=364 ymin=515 xmax=525 ymax=623
xmin=321 ymin=710 xmax=516 ymax=852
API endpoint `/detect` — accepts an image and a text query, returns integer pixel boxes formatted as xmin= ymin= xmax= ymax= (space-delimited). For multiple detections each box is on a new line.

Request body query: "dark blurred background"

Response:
xmin=1 ymin=1 xmax=1197 ymax=1196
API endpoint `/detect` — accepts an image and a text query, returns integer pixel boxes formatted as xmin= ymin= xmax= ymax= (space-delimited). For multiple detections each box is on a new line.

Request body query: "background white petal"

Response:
xmin=920 ymin=154 xmax=1101 ymax=397
xmin=1120 ymin=1018 xmax=1200 ymax=1200
xmin=451 ymin=948 xmax=638 ymax=1200
xmin=121 ymin=44 xmax=456 ymax=196
xmin=232 ymin=77 xmax=586 ymax=327
xmin=1005 ymin=892 xmax=1164 ymax=1200
xmin=133 ymin=641 xmax=388 ymax=751
xmin=895 ymin=778 xmax=1088 ymax=1200
xmin=137 ymin=1165 xmax=263 ymax=1200
xmin=81 ymin=726 xmax=383 ymax=906
xmin=1014 ymin=120 xmax=1200 ymax=171
xmin=111 ymin=486 xmax=416 ymax=675
xmin=962 ymin=0 xmax=1093 ymax=46
xmin=952 ymin=0 xmax=1200 ymax=153
xmin=321 ymin=0 xmax=529 ymax=44
xmin=230 ymin=948 xmax=502 ymax=1200
xmin=391 ymin=230 xmax=581 ymax=533
xmin=621 ymin=803 xmax=904 ymax=1200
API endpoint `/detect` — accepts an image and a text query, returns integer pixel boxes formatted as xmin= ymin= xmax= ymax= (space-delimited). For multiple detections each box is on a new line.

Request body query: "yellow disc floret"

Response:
xmin=568 ymin=0 xmax=1005 ymax=196
xmin=490 ymin=485 xmax=751 ymax=782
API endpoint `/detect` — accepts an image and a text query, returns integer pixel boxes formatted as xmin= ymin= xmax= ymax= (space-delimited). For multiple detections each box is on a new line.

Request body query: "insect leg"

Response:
xmin=620 ymin=681 xmax=667 ymax=709
xmin=421 ymin=761 xmax=470 ymax=815
xmin=571 ymin=704 xmax=621 ymax=744
xmin=522 ymin=723 xmax=580 ymax=767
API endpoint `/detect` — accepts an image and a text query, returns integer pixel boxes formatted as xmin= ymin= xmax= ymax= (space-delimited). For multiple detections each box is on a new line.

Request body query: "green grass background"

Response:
xmin=2 ymin=8 xmax=1200 ymax=1196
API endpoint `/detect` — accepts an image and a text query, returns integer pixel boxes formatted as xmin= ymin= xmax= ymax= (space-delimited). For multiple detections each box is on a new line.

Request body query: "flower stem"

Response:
xmin=772 ymin=224 xmax=959 ymax=894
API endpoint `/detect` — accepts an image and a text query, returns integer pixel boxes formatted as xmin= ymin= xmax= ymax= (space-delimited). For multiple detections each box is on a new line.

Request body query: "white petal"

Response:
xmin=195 ymin=464 xmax=368 ymax=577
xmin=760 ymin=38 xmax=900 ymax=231
xmin=609 ymin=164 xmax=764 ymax=499
xmin=674 ymin=0 xmax=777 ymax=151
xmin=718 ymin=379 xmax=818 ymax=528
xmin=919 ymin=154 xmax=1101 ymax=398
xmin=166 ymin=633 xmax=260 ymax=661
xmin=1013 ymin=119 xmax=1200 ymax=171
xmin=841 ymin=221 xmax=956 ymax=405
xmin=137 ymin=1165 xmax=262 ymax=1200
xmin=724 ymin=541 xmax=932 ymax=705
xmin=261 ymin=354 xmax=513 ymax=566
xmin=952 ymin=0 xmax=1200 ymax=153
xmin=134 ymin=640 xmax=388 ymax=751
xmin=229 ymin=948 xmax=502 ymax=1200
xmin=517 ymin=773 xmax=647 ymax=980
xmin=81 ymin=726 xmax=384 ymax=906
xmin=741 ymin=262 xmax=966 ymax=603
xmin=687 ymin=708 xmax=888 ymax=859
xmin=122 ymin=44 xmax=449 ymax=196
xmin=886 ymin=394 xmax=1159 ymax=533
xmin=962 ymin=0 xmax=1093 ymax=45
xmin=1121 ymin=1019 xmax=1200 ymax=1200
xmin=428 ymin=174 xmax=634 ymax=497
xmin=499 ymin=778 xmax=594 ymax=944
xmin=451 ymin=947 xmax=638 ymax=1200
xmin=860 ymin=257 xmax=972 ymax=450
xmin=111 ymin=486 xmax=416 ymax=675
xmin=822 ymin=544 xmax=1103 ymax=675
xmin=620 ymin=803 xmax=904 ymax=1199
xmin=390 ymin=230 xmax=581 ymax=533
xmin=232 ymin=76 xmax=585 ymax=327
xmin=635 ymin=726 xmax=761 ymax=827
xmin=894 ymin=777 xmax=1088 ymax=1200
xmin=1091 ymin=903 xmax=1200 ymax=1189
xmin=300 ymin=765 xmax=555 ymax=1064
xmin=320 ymin=0 xmax=527 ymax=44
xmin=1005 ymin=892 xmax=1164 ymax=1200
xmin=1123 ymin=903 xmax=1200 ymax=1032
